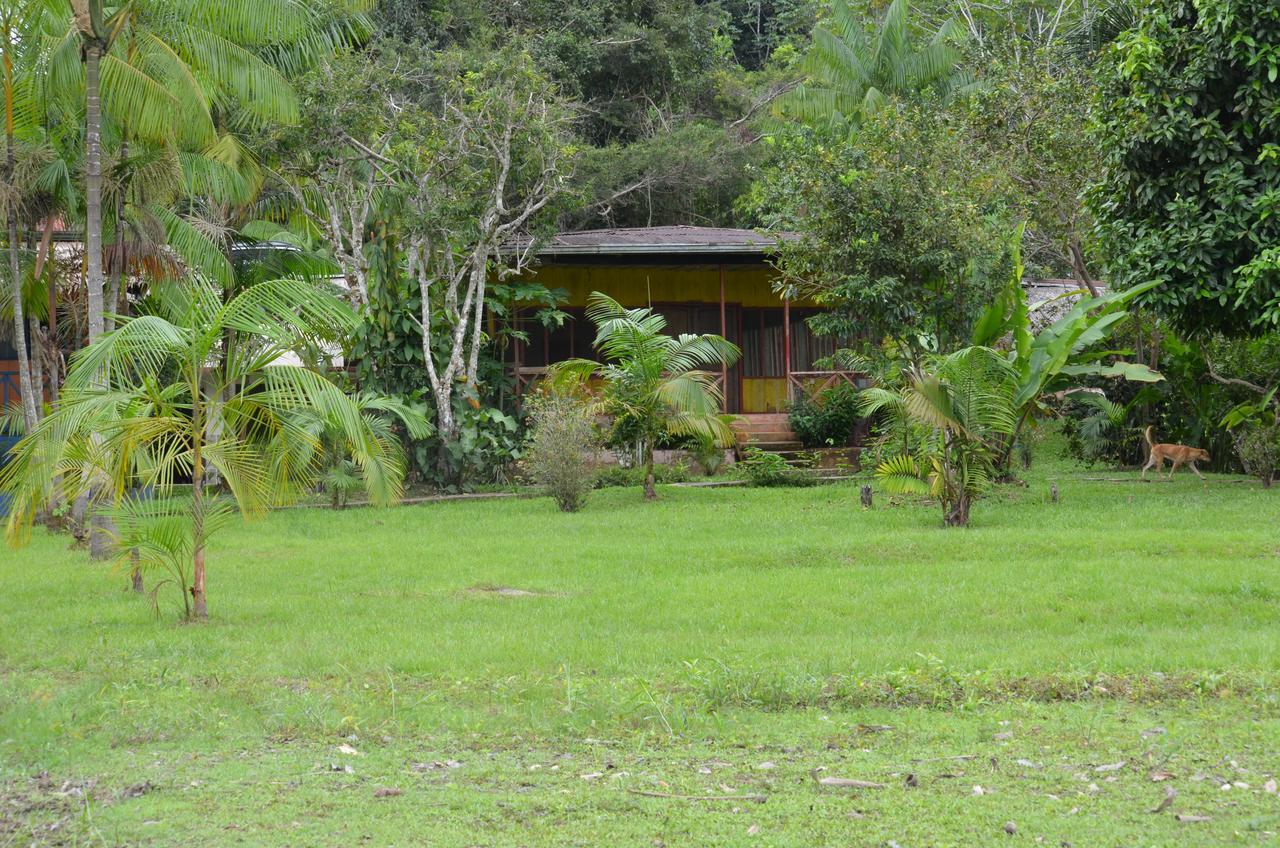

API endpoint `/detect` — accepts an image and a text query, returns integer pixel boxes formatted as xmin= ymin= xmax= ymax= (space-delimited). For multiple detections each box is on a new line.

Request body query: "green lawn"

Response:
xmin=3 ymin=457 xmax=1279 ymax=844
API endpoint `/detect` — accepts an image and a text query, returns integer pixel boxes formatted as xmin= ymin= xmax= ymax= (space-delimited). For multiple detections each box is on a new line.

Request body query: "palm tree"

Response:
xmin=50 ymin=0 xmax=371 ymax=343
xmin=774 ymin=0 xmax=976 ymax=131
xmin=0 ymin=275 xmax=423 ymax=619
xmin=552 ymin=292 xmax=740 ymax=500
xmin=864 ymin=346 xmax=1016 ymax=527
xmin=1 ymin=1 xmax=47 ymax=431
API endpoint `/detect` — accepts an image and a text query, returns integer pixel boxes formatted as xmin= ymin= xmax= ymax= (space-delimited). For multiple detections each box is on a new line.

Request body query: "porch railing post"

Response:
xmin=783 ymin=296 xmax=792 ymax=403
xmin=719 ymin=264 xmax=727 ymax=413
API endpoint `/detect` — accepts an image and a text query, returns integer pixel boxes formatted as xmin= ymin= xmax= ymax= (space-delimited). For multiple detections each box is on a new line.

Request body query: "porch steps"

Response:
xmin=732 ymin=413 xmax=797 ymax=451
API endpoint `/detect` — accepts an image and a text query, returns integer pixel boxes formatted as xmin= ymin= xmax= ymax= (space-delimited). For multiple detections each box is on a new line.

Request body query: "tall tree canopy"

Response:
xmin=747 ymin=102 xmax=1013 ymax=353
xmin=1089 ymin=0 xmax=1280 ymax=336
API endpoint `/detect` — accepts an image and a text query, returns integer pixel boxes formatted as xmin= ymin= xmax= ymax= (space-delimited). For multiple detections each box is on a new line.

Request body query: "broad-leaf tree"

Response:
xmin=552 ymin=292 xmax=740 ymax=500
xmin=0 ymin=276 xmax=420 ymax=619
xmin=273 ymin=47 xmax=572 ymax=466
xmin=1089 ymin=0 xmax=1280 ymax=336
xmin=749 ymin=102 xmax=1012 ymax=353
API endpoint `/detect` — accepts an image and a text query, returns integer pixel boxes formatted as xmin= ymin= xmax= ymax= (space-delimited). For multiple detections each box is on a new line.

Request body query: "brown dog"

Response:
xmin=1141 ymin=426 xmax=1210 ymax=480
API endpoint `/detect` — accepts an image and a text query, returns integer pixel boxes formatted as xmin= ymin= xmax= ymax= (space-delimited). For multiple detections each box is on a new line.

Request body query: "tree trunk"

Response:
xmin=105 ymin=137 xmax=126 ymax=334
xmin=83 ymin=42 xmax=105 ymax=344
xmin=191 ymin=463 xmax=207 ymax=620
xmin=943 ymin=493 xmax=971 ymax=527
xmin=88 ymin=510 xmax=114 ymax=560
xmin=432 ymin=392 xmax=458 ymax=482
xmin=5 ymin=111 xmax=37 ymax=431
xmin=69 ymin=491 xmax=92 ymax=544
xmin=642 ymin=441 xmax=656 ymax=501
xmin=1068 ymin=237 xmax=1101 ymax=298
xmin=130 ymin=549 xmax=143 ymax=593
xmin=28 ymin=317 xmax=42 ymax=418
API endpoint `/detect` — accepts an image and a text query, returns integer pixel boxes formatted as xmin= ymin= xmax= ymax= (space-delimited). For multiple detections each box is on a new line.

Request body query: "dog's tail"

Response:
xmin=1144 ymin=425 xmax=1155 ymax=448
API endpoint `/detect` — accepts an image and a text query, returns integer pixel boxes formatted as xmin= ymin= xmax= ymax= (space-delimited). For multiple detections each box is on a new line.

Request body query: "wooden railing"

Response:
xmin=786 ymin=370 xmax=868 ymax=402
xmin=513 ymin=365 xmax=550 ymax=397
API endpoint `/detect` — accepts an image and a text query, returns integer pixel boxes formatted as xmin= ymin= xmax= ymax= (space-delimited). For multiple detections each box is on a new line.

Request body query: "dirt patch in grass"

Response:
xmin=0 ymin=774 xmax=95 ymax=847
xmin=463 ymin=583 xmax=552 ymax=598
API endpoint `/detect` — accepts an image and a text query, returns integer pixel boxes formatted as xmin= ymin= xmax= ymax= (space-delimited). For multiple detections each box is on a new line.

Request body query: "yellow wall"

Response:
xmin=742 ymin=378 xmax=789 ymax=413
xmin=528 ymin=263 xmax=816 ymax=308
xmin=520 ymin=262 xmax=814 ymax=414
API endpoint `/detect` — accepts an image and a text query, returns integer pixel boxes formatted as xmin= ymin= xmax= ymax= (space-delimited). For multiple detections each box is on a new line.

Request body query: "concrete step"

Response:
xmin=746 ymin=440 xmax=803 ymax=452
xmin=740 ymin=430 xmax=797 ymax=443
xmin=734 ymin=415 xmax=791 ymax=431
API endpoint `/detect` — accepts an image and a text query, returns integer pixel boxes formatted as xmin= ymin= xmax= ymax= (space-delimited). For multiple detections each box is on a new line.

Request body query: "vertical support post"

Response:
xmin=513 ymin=306 xmax=524 ymax=410
xmin=719 ymin=264 xmax=727 ymax=413
xmin=783 ymin=295 xmax=792 ymax=403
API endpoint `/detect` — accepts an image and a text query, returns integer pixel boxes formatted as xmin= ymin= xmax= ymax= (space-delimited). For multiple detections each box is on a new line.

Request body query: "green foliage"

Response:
xmin=1089 ymin=0 xmax=1280 ymax=336
xmin=748 ymin=103 xmax=1013 ymax=351
xmin=552 ymin=291 xmax=739 ymax=499
xmin=718 ymin=0 xmax=817 ymax=71
xmin=1218 ymin=375 xmax=1279 ymax=486
xmin=0 ymin=276 xmax=417 ymax=618
xmin=773 ymin=0 xmax=975 ymax=131
xmin=689 ymin=423 xmax=735 ymax=476
xmin=972 ymin=228 xmax=1163 ymax=472
xmin=737 ymin=446 xmax=815 ymax=487
xmin=305 ymin=392 xmax=432 ymax=509
xmin=429 ymin=396 xmax=522 ymax=491
xmin=1064 ymin=391 xmax=1147 ymax=464
xmin=787 ymin=383 xmax=862 ymax=448
xmin=962 ymin=42 xmax=1101 ymax=280
xmin=522 ymin=388 xmax=602 ymax=512
xmin=1060 ymin=327 xmax=1280 ymax=470
xmin=1232 ymin=425 xmax=1279 ymax=487
xmin=868 ymin=346 xmax=1018 ymax=526
xmin=112 ymin=494 xmax=236 ymax=618
xmin=565 ymin=122 xmax=758 ymax=230
xmin=593 ymin=461 xmax=691 ymax=489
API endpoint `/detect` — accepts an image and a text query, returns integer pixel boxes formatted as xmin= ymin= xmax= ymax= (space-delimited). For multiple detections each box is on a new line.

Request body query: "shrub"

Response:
xmin=523 ymin=390 xmax=602 ymax=512
xmin=737 ymin=447 xmax=816 ymax=487
xmin=594 ymin=462 xmax=690 ymax=489
xmin=690 ymin=433 xmax=727 ymax=476
xmin=788 ymin=384 xmax=862 ymax=448
xmin=688 ymin=415 xmax=737 ymax=475
xmin=1234 ymin=426 xmax=1280 ymax=488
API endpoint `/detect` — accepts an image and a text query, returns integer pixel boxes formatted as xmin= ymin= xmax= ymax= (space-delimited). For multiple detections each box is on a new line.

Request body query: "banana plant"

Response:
xmin=972 ymin=228 xmax=1163 ymax=473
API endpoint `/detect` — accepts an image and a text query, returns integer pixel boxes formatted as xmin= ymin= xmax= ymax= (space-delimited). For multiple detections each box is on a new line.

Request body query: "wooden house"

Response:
xmin=508 ymin=226 xmax=861 ymax=418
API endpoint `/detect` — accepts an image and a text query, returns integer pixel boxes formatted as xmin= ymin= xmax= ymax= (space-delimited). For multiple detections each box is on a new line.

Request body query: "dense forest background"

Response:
xmin=368 ymin=0 xmax=1092 ymax=259
xmin=4 ymin=0 xmax=1278 ymax=494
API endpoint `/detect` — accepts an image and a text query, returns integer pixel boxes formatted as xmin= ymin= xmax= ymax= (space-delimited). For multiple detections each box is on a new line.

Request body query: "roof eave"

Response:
xmin=527 ymin=242 xmax=777 ymax=257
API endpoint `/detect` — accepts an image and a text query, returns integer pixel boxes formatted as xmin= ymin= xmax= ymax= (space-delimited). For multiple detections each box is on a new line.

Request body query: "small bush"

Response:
xmin=1235 ymin=425 xmax=1280 ymax=487
xmin=690 ymin=434 xmax=728 ymax=476
xmin=788 ymin=384 xmax=862 ymax=448
xmin=737 ymin=447 xmax=816 ymax=487
xmin=523 ymin=390 xmax=602 ymax=512
xmin=594 ymin=462 xmax=690 ymax=489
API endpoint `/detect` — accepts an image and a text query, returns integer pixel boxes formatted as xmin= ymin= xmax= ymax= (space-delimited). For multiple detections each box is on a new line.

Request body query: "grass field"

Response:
xmin=2 ymin=453 xmax=1279 ymax=845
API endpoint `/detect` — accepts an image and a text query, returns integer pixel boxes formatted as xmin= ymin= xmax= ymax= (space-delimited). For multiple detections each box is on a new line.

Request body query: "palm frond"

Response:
xmin=875 ymin=453 xmax=930 ymax=494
